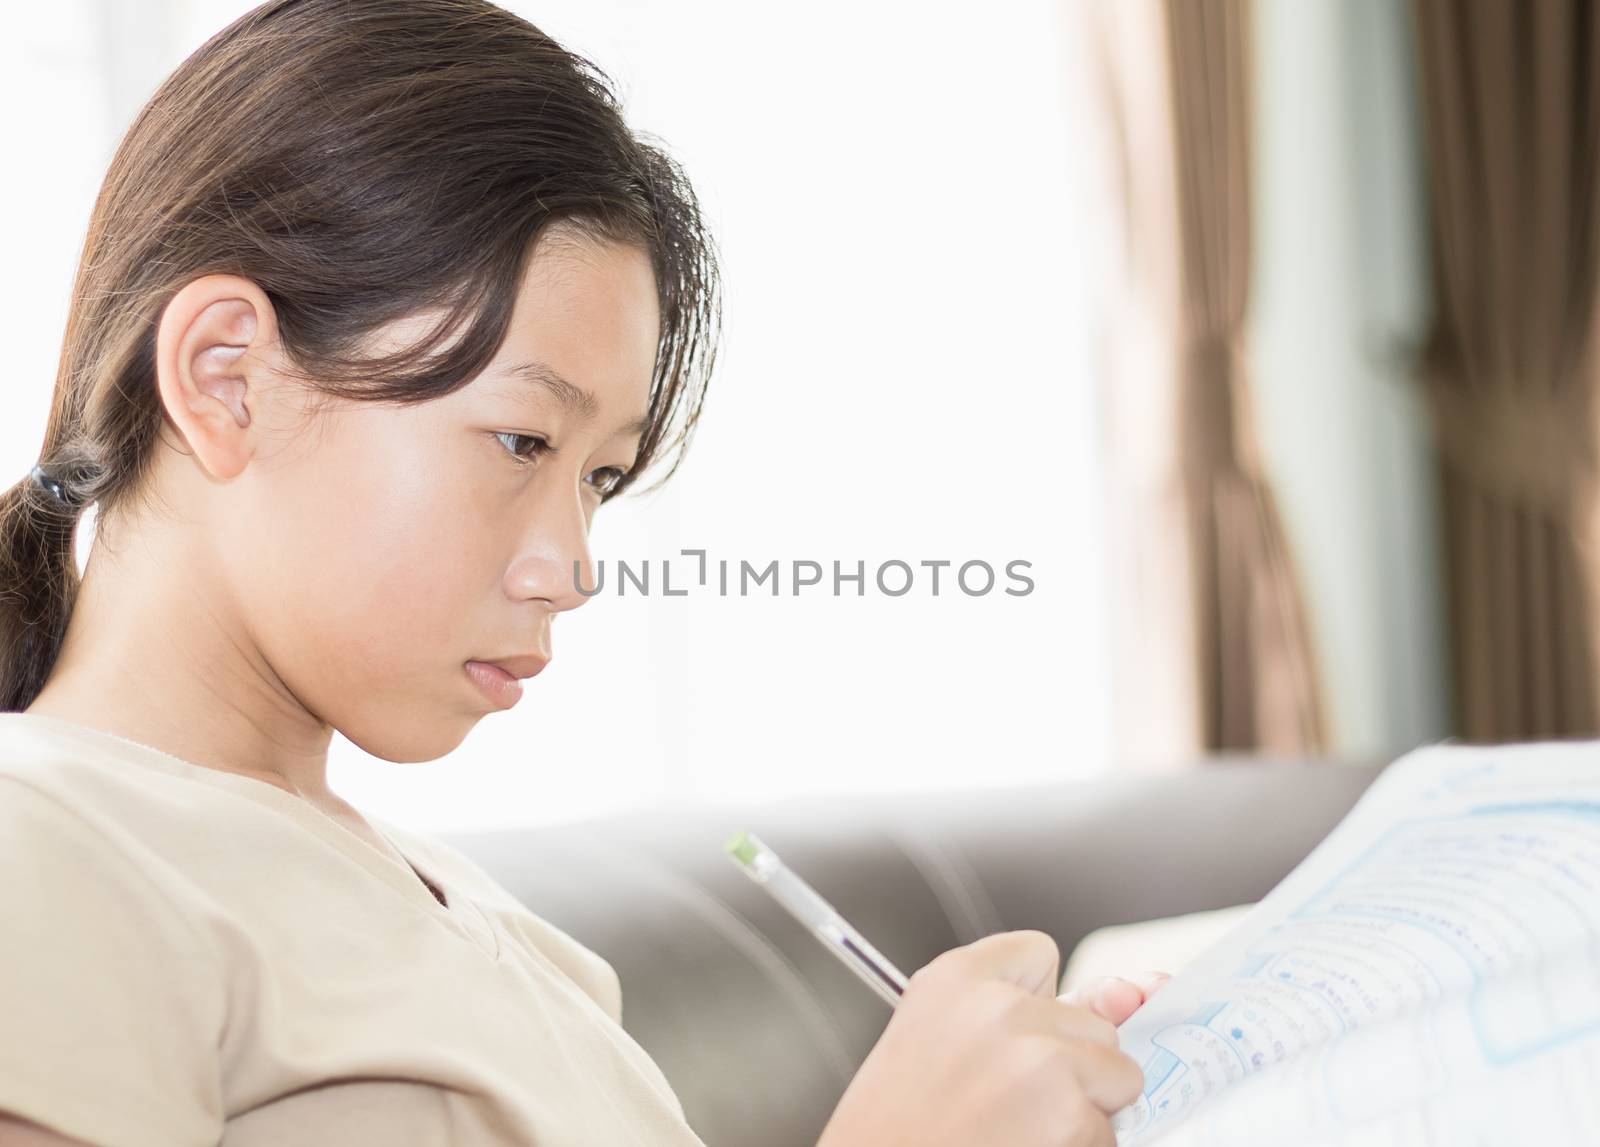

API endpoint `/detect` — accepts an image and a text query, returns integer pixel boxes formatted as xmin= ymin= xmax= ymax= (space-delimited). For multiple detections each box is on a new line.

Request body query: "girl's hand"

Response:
xmin=1058 ymin=971 xmax=1172 ymax=1026
xmin=816 ymin=931 xmax=1145 ymax=1147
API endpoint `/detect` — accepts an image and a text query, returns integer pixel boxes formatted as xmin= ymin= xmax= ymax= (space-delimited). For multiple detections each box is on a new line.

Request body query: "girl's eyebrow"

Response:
xmin=506 ymin=360 xmax=650 ymax=437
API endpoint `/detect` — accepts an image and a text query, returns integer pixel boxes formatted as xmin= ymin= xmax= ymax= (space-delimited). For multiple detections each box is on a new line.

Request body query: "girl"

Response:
xmin=0 ymin=2 xmax=1158 ymax=1144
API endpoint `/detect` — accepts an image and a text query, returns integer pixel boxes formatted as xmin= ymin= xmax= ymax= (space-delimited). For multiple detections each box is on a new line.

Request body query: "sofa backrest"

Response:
xmin=444 ymin=759 xmax=1384 ymax=1147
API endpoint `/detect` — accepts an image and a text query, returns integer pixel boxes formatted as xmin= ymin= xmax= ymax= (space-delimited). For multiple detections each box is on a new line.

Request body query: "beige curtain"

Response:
xmin=1414 ymin=0 xmax=1600 ymax=741
xmin=1092 ymin=0 xmax=1326 ymax=765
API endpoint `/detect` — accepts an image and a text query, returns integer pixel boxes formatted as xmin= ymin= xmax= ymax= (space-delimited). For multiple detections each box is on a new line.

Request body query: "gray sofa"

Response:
xmin=443 ymin=759 xmax=1385 ymax=1147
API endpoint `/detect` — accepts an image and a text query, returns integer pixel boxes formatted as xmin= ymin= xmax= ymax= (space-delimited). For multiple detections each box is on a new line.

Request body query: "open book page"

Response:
xmin=1109 ymin=741 xmax=1600 ymax=1146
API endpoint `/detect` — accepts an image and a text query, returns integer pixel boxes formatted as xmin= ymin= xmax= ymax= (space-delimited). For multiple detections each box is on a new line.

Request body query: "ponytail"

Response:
xmin=0 ymin=458 xmax=105 ymax=711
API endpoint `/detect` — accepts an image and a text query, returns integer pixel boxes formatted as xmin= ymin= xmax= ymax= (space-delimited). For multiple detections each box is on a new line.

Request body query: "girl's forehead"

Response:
xmin=498 ymin=242 xmax=659 ymax=394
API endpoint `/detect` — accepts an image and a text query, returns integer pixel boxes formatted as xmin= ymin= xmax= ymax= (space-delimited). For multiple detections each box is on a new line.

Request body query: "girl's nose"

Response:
xmin=504 ymin=492 xmax=598 ymax=614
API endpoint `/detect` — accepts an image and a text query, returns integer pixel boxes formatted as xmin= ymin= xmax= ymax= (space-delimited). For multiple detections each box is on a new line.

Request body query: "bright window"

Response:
xmin=3 ymin=1 xmax=1111 ymax=831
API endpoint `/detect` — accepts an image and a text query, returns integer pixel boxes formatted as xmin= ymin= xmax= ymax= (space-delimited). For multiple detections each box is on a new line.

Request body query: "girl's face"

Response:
xmin=177 ymin=230 xmax=657 ymax=763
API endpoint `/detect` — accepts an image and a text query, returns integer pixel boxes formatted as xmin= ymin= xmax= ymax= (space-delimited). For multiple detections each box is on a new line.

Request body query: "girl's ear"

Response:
xmin=154 ymin=273 xmax=282 ymax=483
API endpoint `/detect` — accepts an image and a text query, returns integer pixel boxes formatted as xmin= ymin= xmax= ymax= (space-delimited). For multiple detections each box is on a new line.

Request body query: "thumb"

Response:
xmin=1059 ymin=970 xmax=1174 ymax=1025
xmin=925 ymin=929 xmax=1062 ymax=998
xmin=1132 ymin=970 xmax=1172 ymax=997
xmin=1059 ymin=976 xmax=1146 ymax=1026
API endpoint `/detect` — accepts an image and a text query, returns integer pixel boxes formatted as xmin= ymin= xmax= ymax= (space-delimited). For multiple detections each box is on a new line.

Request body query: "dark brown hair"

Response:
xmin=0 ymin=0 xmax=721 ymax=712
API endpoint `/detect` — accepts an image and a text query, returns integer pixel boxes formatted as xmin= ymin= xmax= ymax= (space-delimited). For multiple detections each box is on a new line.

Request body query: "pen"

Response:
xmin=724 ymin=829 xmax=911 ymax=1007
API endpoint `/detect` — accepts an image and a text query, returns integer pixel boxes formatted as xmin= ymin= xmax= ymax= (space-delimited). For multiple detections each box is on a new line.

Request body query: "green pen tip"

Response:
xmin=725 ymin=830 xmax=759 ymax=867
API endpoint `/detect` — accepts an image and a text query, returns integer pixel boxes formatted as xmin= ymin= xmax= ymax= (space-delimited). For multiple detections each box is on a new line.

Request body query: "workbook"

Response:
xmin=1111 ymin=741 xmax=1600 ymax=1146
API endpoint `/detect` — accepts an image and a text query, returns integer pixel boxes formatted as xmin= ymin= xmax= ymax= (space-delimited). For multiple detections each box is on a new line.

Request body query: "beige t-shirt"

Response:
xmin=0 ymin=712 xmax=707 ymax=1147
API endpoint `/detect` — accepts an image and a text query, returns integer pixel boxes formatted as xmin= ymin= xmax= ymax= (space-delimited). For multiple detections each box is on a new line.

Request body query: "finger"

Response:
xmin=1055 ymin=978 xmax=1101 ymax=1010
xmin=1058 ymin=1091 xmax=1118 ymax=1147
xmin=1043 ymin=996 xmax=1121 ymax=1048
xmin=1131 ymin=970 xmax=1172 ymax=998
xmin=1062 ymin=1041 xmax=1145 ymax=1113
xmin=934 ymin=929 xmax=1061 ymax=998
xmin=1059 ymin=976 xmax=1146 ymax=1026
xmin=1093 ymin=977 xmax=1147 ymax=1025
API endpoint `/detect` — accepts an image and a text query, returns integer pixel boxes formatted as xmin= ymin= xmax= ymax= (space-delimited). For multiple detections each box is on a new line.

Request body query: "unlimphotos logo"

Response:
xmin=573 ymin=550 xmax=1036 ymax=598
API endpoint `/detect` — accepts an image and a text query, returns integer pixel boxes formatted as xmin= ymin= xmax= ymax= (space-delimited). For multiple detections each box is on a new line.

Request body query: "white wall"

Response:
xmin=3 ymin=1 xmax=1114 ymax=831
xmin=1249 ymin=0 xmax=1450 ymax=761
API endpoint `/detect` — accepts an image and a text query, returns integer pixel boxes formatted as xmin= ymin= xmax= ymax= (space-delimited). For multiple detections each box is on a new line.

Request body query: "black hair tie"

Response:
xmin=29 ymin=463 xmax=87 ymax=510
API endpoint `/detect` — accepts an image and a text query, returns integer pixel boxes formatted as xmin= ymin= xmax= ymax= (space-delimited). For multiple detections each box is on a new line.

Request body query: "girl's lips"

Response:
xmin=465 ymin=660 xmax=526 ymax=709
xmin=476 ymin=653 xmax=550 ymax=680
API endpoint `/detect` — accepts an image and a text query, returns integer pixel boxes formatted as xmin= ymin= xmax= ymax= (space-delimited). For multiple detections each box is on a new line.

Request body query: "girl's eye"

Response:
xmin=496 ymin=432 xmax=628 ymax=496
xmin=495 ymin=431 xmax=551 ymax=464
xmin=586 ymin=467 xmax=629 ymax=497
